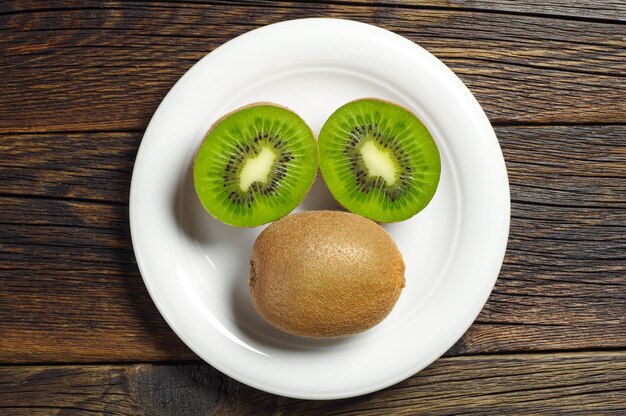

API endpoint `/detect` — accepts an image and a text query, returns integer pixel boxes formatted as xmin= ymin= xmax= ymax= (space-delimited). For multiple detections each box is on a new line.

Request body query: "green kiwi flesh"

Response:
xmin=194 ymin=104 xmax=318 ymax=227
xmin=318 ymin=99 xmax=441 ymax=222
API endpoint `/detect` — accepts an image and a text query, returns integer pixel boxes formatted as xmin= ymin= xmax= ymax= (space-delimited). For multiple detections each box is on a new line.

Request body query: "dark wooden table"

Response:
xmin=1 ymin=1 xmax=625 ymax=414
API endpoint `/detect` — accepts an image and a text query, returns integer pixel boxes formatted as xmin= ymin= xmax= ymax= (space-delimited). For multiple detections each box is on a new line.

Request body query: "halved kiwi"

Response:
xmin=194 ymin=103 xmax=318 ymax=227
xmin=318 ymin=99 xmax=441 ymax=222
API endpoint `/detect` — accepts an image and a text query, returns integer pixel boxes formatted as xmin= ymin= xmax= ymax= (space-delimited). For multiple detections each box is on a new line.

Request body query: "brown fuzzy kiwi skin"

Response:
xmin=193 ymin=102 xmax=319 ymax=227
xmin=249 ymin=210 xmax=406 ymax=338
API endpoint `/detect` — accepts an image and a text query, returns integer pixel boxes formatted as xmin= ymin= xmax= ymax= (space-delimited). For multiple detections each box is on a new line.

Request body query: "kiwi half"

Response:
xmin=194 ymin=104 xmax=318 ymax=227
xmin=318 ymin=99 xmax=441 ymax=222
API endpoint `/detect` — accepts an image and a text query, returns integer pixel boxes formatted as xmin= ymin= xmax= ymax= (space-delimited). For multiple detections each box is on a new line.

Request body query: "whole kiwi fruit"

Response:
xmin=249 ymin=210 xmax=405 ymax=338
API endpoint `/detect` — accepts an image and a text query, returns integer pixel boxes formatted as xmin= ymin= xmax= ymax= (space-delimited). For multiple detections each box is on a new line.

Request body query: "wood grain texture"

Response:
xmin=0 ymin=198 xmax=195 ymax=362
xmin=1 ymin=352 xmax=625 ymax=415
xmin=326 ymin=0 xmax=626 ymax=22
xmin=0 ymin=132 xmax=138 ymax=203
xmin=0 ymin=1 xmax=625 ymax=133
xmin=1 ymin=126 xmax=624 ymax=362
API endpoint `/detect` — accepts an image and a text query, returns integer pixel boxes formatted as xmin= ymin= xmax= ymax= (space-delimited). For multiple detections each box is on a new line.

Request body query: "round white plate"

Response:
xmin=130 ymin=18 xmax=510 ymax=400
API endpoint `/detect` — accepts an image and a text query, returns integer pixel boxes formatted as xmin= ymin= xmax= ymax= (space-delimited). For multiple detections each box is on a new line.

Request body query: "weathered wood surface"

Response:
xmin=1 ymin=0 xmax=625 ymax=412
xmin=0 ymin=0 xmax=625 ymax=134
xmin=330 ymin=0 xmax=626 ymax=21
xmin=1 ymin=352 xmax=625 ymax=415
xmin=1 ymin=126 xmax=624 ymax=362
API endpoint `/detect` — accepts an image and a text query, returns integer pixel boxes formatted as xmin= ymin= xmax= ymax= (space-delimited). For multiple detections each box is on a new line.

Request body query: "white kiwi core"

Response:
xmin=359 ymin=141 xmax=397 ymax=186
xmin=239 ymin=147 xmax=276 ymax=192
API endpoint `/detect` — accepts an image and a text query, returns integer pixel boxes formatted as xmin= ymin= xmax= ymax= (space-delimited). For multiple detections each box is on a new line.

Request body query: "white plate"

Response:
xmin=130 ymin=18 xmax=510 ymax=400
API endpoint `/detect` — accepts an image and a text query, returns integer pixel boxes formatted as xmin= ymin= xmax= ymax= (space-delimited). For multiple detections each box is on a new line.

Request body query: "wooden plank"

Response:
xmin=2 ymin=126 xmax=624 ymax=204
xmin=0 ymin=1 xmax=624 ymax=133
xmin=0 ymin=0 xmax=626 ymax=23
xmin=1 ymin=352 xmax=625 ymax=415
xmin=3 ymin=0 xmax=625 ymax=22
xmin=1 ymin=198 xmax=623 ymax=362
xmin=0 ymin=125 xmax=624 ymax=362
xmin=0 ymin=133 xmax=192 ymax=362
xmin=0 ymin=198 xmax=196 ymax=362
xmin=328 ymin=0 xmax=626 ymax=22
xmin=0 ymin=132 xmax=139 ymax=204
